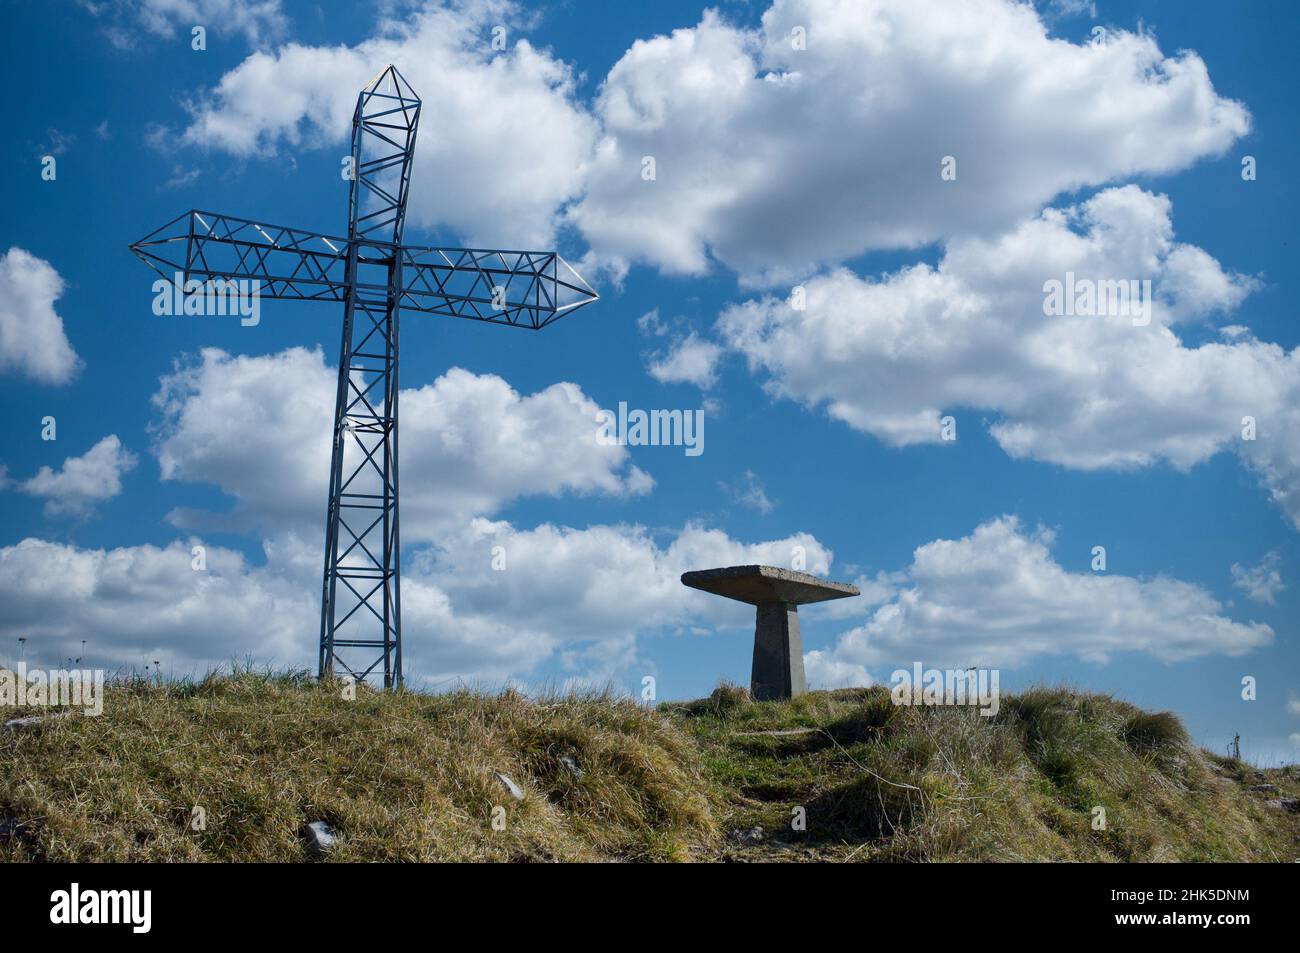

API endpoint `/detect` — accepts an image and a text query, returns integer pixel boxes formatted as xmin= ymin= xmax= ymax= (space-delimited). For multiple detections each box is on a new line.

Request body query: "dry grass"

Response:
xmin=0 ymin=671 xmax=715 ymax=862
xmin=3 ymin=674 xmax=1295 ymax=862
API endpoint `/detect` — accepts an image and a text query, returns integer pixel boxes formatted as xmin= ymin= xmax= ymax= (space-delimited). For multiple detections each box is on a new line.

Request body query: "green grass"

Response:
xmin=2 ymin=673 xmax=1296 ymax=862
xmin=668 ymin=684 xmax=1300 ymax=862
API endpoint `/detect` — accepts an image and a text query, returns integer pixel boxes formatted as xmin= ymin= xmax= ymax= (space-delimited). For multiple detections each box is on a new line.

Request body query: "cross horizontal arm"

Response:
xmin=129 ymin=210 xmax=599 ymax=330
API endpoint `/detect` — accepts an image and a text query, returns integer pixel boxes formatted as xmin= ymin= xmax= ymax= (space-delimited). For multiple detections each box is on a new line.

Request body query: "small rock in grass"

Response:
xmin=495 ymin=772 xmax=525 ymax=801
xmin=3 ymin=711 xmax=72 ymax=731
xmin=303 ymin=821 xmax=337 ymax=857
xmin=728 ymin=826 xmax=764 ymax=845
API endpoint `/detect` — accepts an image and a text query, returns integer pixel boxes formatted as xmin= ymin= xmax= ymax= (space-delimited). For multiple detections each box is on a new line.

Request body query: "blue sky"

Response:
xmin=1 ymin=0 xmax=1297 ymax=763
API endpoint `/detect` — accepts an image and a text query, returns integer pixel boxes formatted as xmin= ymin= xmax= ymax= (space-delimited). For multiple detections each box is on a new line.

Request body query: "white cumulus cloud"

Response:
xmin=804 ymin=516 xmax=1272 ymax=687
xmin=1230 ymin=551 xmax=1284 ymax=606
xmin=0 ymin=248 xmax=82 ymax=385
xmin=718 ymin=470 xmax=775 ymax=514
xmin=17 ymin=435 xmax=137 ymax=517
xmin=0 ymin=520 xmax=832 ymax=687
xmin=174 ymin=0 xmax=596 ymax=249
xmin=646 ymin=331 xmax=724 ymax=389
xmin=151 ymin=346 xmax=651 ymax=539
xmin=88 ymin=0 xmax=287 ymax=48
xmin=409 ymin=518 xmax=831 ymax=683
xmin=571 ymin=0 xmax=1249 ymax=282
xmin=716 ymin=186 xmax=1300 ymax=528
xmin=161 ymin=0 xmax=1248 ymax=283
xmin=0 ymin=535 xmax=309 ymax=674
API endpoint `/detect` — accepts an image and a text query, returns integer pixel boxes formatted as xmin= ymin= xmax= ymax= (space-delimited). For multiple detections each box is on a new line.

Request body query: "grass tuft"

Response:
xmin=1121 ymin=710 xmax=1189 ymax=755
xmin=665 ymin=681 xmax=752 ymax=719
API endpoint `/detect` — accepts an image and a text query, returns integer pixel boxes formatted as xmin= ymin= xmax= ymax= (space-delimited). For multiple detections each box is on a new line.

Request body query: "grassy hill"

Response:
xmin=1 ymin=673 xmax=1296 ymax=862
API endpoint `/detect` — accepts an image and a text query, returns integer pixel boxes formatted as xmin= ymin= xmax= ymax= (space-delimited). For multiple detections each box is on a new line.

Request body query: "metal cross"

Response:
xmin=130 ymin=66 xmax=599 ymax=687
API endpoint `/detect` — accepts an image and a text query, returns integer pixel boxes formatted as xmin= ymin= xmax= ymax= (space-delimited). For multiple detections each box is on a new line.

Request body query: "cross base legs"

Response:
xmin=751 ymin=602 xmax=806 ymax=701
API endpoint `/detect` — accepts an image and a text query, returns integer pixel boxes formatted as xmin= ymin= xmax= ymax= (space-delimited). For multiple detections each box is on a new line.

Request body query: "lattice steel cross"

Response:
xmin=130 ymin=66 xmax=599 ymax=687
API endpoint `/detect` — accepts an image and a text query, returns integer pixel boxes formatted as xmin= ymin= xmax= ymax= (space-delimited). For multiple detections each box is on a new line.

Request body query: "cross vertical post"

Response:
xmin=320 ymin=67 xmax=420 ymax=687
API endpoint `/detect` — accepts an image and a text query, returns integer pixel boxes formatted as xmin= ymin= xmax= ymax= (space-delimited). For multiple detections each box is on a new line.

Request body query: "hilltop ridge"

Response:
xmin=1 ymin=674 xmax=1295 ymax=862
